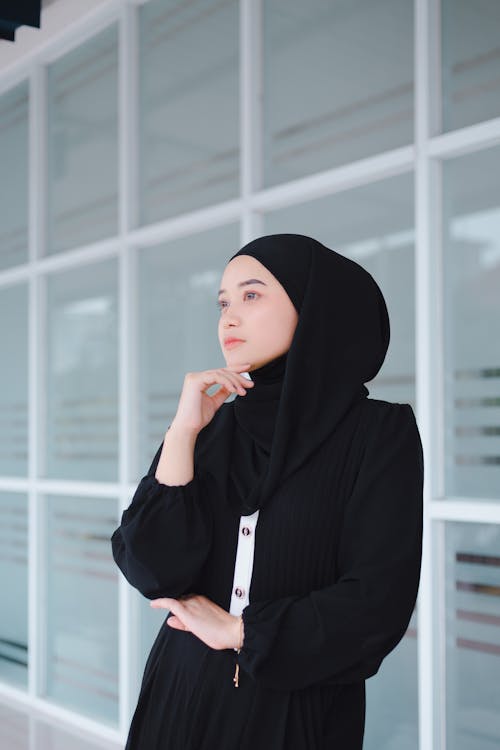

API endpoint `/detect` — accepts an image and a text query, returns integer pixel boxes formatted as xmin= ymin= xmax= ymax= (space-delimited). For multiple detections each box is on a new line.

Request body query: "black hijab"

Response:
xmin=195 ymin=233 xmax=390 ymax=516
xmin=228 ymin=350 xmax=288 ymax=514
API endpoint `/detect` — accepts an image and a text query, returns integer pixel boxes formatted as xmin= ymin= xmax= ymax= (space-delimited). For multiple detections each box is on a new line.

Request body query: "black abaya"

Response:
xmin=111 ymin=234 xmax=424 ymax=749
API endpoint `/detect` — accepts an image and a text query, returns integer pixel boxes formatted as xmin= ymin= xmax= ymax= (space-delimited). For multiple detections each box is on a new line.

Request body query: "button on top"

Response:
xmin=235 ymin=587 xmax=245 ymax=598
xmin=241 ymin=526 xmax=251 ymax=536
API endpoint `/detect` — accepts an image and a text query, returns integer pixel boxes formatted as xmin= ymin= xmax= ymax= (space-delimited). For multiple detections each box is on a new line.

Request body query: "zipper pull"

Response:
xmin=233 ymin=614 xmax=243 ymax=687
xmin=233 ymin=659 xmax=240 ymax=688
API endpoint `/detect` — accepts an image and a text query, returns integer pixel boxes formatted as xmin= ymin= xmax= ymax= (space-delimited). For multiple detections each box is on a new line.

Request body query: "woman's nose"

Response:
xmin=223 ymin=312 xmax=242 ymax=326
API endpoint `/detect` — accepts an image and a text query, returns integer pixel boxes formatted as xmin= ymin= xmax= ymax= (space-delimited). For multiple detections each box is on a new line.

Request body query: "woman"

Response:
xmin=111 ymin=233 xmax=424 ymax=749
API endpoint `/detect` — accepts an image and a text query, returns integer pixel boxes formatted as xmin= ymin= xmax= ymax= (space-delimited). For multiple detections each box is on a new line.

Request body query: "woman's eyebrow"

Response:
xmin=217 ymin=279 xmax=267 ymax=296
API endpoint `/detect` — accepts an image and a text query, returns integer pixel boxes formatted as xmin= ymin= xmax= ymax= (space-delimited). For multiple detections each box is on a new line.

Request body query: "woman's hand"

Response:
xmin=150 ymin=594 xmax=244 ymax=651
xmin=172 ymin=364 xmax=255 ymax=434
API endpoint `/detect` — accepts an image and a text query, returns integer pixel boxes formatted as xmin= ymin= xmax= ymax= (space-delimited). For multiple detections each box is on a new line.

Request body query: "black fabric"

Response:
xmin=111 ymin=234 xmax=424 ymax=750
xmin=229 ymin=350 xmax=286 ymax=515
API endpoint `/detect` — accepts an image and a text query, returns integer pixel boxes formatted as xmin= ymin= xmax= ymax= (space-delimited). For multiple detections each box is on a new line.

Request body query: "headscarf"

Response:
xmin=228 ymin=350 xmax=288 ymax=514
xmin=196 ymin=233 xmax=390 ymax=515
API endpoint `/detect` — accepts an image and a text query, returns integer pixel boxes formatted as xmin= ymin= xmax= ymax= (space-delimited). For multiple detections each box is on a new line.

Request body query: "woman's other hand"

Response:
xmin=150 ymin=594 xmax=244 ymax=651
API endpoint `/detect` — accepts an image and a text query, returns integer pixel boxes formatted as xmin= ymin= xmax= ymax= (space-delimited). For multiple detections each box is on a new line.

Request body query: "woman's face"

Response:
xmin=217 ymin=254 xmax=299 ymax=372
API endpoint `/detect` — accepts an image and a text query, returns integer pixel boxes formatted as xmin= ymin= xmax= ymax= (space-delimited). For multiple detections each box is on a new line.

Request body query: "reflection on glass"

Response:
xmin=365 ymin=606 xmax=418 ymax=750
xmin=45 ymin=260 xmax=118 ymax=481
xmin=441 ymin=0 xmax=500 ymax=132
xmin=0 ymin=493 xmax=28 ymax=689
xmin=443 ymin=146 xmax=500 ymax=499
xmin=45 ymin=495 xmax=119 ymax=725
xmin=138 ymin=0 xmax=239 ymax=226
xmin=0 ymin=284 xmax=28 ymax=476
xmin=0 ymin=82 xmax=29 ymax=270
xmin=445 ymin=522 xmax=500 ymax=750
xmin=47 ymin=25 xmax=118 ymax=254
xmin=263 ymin=0 xmax=413 ymax=187
xmin=135 ymin=223 xmax=239 ymax=481
xmin=264 ymin=173 xmax=415 ymax=405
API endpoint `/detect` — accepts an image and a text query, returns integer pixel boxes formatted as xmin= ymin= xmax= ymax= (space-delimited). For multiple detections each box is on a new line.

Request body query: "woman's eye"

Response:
xmin=216 ymin=291 xmax=259 ymax=310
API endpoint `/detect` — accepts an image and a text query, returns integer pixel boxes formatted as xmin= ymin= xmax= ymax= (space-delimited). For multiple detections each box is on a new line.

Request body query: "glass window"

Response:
xmin=262 ymin=0 xmax=414 ymax=188
xmin=0 ymin=284 xmax=28 ymax=477
xmin=134 ymin=223 xmax=239 ymax=481
xmin=445 ymin=522 xmax=500 ymax=750
xmin=45 ymin=495 xmax=119 ymax=725
xmin=263 ymin=173 xmax=415 ymax=406
xmin=0 ymin=492 xmax=28 ymax=689
xmin=44 ymin=260 xmax=118 ymax=482
xmin=441 ymin=0 xmax=500 ymax=132
xmin=365 ymin=606 xmax=419 ymax=750
xmin=138 ymin=0 xmax=239 ymax=226
xmin=0 ymin=82 xmax=29 ymax=270
xmin=47 ymin=25 xmax=118 ymax=254
xmin=443 ymin=146 xmax=500 ymax=500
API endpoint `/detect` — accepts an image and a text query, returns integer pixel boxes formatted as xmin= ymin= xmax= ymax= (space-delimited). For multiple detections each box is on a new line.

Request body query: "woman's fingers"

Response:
xmin=151 ymin=598 xmax=189 ymax=629
xmin=208 ymin=383 xmax=233 ymax=411
xmin=166 ymin=615 xmax=188 ymax=630
xmin=150 ymin=597 xmax=174 ymax=610
xmin=173 ymin=364 xmax=254 ymax=433
xmin=151 ymin=595 xmax=234 ymax=650
xmin=219 ymin=370 xmax=254 ymax=395
xmin=203 ymin=369 xmax=252 ymax=395
xmin=212 ymin=372 xmax=241 ymax=394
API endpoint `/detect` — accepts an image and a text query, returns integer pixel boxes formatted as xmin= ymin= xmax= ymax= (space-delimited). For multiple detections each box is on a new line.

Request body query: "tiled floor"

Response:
xmin=0 ymin=700 xmax=122 ymax=750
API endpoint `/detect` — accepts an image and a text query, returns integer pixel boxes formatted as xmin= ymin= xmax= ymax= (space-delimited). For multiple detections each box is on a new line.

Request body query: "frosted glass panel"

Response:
xmin=0 ymin=82 xmax=29 ymax=270
xmin=441 ymin=0 xmax=500 ymax=132
xmin=0 ymin=284 xmax=28 ymax=476
xmin=45 ymin=260 xmax=118 ymax=481
xmin=45 ymin=495 xmax=119 ymax=725
xmin=443 ymin=146 xmax=500 ymax=499
xmin=365 ymin=607 xmax=418 ymax=750
xmin=0 ymin=493 xmax=28 ymax=689
xmin=135 ymin=223 xmax=239 ymax=475
xmin=263 ymin=0 xmax=413 ymax=187
xmin=264 ymin=174 xmax=415 ymax=405
xmin=445 ymin=522 xmax=500 ymax=750
xmin=47 ymin=25 xmax=118 ymax=254
xmin=138 ymin=0 xmax=239 ymax=225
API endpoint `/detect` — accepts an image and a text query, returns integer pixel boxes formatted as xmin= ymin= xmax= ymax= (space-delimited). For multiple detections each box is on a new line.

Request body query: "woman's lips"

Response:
xmin=224 ymin=339 xmax=245 ymax=349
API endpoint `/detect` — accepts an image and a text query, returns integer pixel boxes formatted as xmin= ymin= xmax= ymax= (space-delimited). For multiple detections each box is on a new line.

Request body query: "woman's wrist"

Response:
xmin=231 ymin=614 xmax=244 ymax=650
xmin=167 ymin=419 xmax=200 ymax=439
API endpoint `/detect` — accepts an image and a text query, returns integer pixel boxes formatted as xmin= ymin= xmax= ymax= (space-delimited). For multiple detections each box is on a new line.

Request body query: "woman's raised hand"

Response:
xmin=172 ymin=363 xmax=255 ymax=433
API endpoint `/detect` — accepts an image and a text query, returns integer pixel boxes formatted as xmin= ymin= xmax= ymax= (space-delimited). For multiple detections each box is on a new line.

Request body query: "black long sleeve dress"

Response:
xmin=111 ymin=395 xmax=424 ymax=749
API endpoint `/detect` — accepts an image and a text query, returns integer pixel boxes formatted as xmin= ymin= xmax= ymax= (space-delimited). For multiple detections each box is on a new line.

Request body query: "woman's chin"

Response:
xmin=223 ymin=354 xmax=253 ymax=371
